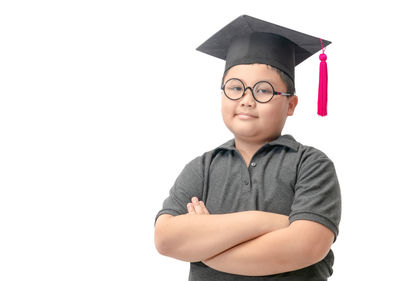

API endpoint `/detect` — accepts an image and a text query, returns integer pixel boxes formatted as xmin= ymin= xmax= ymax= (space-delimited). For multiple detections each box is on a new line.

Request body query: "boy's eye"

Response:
xmin=228 ymin=86 xmax=243 ymax=92
xmin=257 ymin=89 xmax=273 ymax=94
xmin=254 ymin=82 xmax=274 ymax=96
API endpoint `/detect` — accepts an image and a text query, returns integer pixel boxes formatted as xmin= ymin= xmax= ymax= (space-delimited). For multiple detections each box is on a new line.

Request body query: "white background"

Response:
xmin=1 ymin=0 xmax=399 ymax=280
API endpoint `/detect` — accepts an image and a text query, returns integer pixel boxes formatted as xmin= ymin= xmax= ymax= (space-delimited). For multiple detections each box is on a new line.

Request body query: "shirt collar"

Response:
xmin=216 ymin=134 xmax=299 ymax=152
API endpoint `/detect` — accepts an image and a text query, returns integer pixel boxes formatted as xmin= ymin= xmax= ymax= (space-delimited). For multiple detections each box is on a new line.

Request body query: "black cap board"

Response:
xmin=195 ymin=14 xmax=331 ymax=84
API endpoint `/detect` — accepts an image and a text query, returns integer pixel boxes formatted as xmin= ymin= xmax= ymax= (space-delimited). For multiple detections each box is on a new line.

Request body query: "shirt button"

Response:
xmin=250 ymin=162 xmax=256 ymax=167
xmin=244 ymin=180 xmax=249 ymax=185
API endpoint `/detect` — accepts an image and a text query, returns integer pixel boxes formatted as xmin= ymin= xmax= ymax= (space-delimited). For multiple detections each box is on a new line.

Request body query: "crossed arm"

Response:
xmin=154 ymin=197 xmax=334 ymax=276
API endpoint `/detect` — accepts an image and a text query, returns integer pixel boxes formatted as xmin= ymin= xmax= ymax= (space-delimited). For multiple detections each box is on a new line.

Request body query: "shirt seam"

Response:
xmin=296 ymin=156 xmax=332 ymax=183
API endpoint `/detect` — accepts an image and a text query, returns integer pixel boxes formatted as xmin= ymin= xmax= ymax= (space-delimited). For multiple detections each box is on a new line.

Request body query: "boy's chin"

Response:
xmin=231 ymin=129 xmax=261 ymax=139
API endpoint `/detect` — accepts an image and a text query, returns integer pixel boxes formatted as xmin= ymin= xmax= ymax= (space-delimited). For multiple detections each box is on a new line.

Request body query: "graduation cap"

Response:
xmin=196 ymin=15 xmax=330 ymax=116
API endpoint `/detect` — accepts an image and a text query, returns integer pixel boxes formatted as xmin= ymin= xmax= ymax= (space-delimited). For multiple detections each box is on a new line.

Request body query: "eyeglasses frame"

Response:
xmin=221 ymin=78 xmax=294 ymax=103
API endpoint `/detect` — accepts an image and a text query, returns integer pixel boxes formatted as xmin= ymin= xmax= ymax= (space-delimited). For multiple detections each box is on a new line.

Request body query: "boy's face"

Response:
xmin=221 ymin=63 xmax=298 ymax=143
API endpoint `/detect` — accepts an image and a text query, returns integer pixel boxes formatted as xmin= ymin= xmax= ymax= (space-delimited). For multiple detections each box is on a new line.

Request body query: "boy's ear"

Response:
xmin=287 ymin=95 xmax=298 ymax=116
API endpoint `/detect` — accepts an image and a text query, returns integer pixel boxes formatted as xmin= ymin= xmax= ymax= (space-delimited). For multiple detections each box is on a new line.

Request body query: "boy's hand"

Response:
xmin=187 ymin=197 xmax=210 ymax=215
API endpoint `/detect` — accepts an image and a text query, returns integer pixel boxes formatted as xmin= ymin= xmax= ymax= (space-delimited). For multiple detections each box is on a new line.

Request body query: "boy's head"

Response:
xmin=196 ymin=15 xmax=331 ymax=121
xmin=220 ymin=63 xmax=298 ymax=142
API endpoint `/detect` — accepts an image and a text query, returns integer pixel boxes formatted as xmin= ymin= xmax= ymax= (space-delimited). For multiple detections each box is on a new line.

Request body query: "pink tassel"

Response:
xmin=318 ymin=39 xmax=328 ymax=116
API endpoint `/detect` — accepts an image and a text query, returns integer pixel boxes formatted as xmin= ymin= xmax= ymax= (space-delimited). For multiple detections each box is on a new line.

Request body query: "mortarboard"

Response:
xmin=196 ymin=14 xmax=330 ymax=116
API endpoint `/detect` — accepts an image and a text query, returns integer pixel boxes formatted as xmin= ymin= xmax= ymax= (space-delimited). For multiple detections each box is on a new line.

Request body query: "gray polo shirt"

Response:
xmin=155 ymin=134 xmax=341 ymax=281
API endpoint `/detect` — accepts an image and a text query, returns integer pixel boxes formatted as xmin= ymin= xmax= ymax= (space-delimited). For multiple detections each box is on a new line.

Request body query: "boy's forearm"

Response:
xmin=155 ymin=211 xmax=289 ymax=262
xmin=202 ymin=221 xmax=332 ymax=276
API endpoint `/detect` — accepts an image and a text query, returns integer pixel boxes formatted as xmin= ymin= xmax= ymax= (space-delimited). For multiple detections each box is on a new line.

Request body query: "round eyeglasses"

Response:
xmin=221 ymin=78 xmax=294 ymax=103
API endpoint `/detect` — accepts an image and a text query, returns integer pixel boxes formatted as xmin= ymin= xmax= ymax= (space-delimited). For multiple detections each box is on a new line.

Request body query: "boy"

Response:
xmin=154 ymin=15 xmax=341 ymax=281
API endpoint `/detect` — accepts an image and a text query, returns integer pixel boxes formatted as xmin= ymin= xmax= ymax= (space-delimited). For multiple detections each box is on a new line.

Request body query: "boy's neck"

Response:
xmin=234 ymin=134 xmax=281 ymax=164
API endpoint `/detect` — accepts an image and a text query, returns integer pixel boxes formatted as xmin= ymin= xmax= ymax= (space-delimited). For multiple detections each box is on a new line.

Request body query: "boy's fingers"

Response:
xmin=187 ymin=203 xmax=195 ymax=215
xmin=199 ymin=201 xmax=210 ymax=214
xmin=192 ymin=197 xmax=203 ymax=214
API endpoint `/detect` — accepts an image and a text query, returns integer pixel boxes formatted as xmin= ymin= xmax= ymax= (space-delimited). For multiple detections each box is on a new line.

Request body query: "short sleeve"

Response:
xmin=289 ymin=149 xmax=342 ymax=242
xmin=154 ymin=157 xmax=204 ymax=226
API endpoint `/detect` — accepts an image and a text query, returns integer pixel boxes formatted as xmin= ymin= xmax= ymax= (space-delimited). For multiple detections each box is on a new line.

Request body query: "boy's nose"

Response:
xmin=240 ymin=88 xmax=256 ymax=106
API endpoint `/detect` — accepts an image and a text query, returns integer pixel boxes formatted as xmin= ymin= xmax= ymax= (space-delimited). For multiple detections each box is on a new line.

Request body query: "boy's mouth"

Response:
xmin=236 ymin=112 xmax=258 ymax=119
